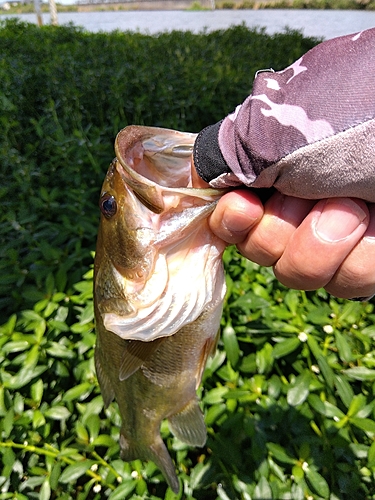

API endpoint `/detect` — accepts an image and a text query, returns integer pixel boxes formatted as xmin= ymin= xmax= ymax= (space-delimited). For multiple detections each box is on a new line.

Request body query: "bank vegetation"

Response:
xmin=1 ymin=19 xmax=375 ymax=499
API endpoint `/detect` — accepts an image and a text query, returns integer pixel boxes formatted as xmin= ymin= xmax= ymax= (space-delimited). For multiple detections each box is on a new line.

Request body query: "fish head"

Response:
xmin=95 ymin=126 xmax=228 ymax=341
xmin=97 ymin=158 xmax=156 ymax=280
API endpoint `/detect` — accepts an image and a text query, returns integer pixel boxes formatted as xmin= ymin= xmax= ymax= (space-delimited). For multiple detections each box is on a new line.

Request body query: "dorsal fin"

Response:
xmin=119 ymin=338 xmax=164 ymax=381
xmin=168 ymin=398 xmax=207 ymax=447
xmin=195 ymin=330 xmax=221 ymax=389
xmin=95 ymin=350 xmax=115 ymax=408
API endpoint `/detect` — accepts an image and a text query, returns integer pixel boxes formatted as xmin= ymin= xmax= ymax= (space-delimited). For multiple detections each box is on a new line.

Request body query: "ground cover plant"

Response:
xmin=1 ymin=19 xmax=375 ymax=499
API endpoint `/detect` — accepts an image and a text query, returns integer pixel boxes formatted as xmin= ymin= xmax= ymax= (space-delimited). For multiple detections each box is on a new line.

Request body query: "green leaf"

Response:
xmin=86 ymin=414 xmax=100 ymax=440
xmin=108 ymin=480 xmax=136 ymax=499
xmin=256 ymin=342 xmax=273 ymax=374
xmin=222 ymin=323 xmax=240 ymax=367
xmin=3 ymin=408 xmax=14 ymax=438
xmin=272 ymin=337 xmax=300 ymax=359
xmin=347 ymin=394 xmax=366 ymax=418
xmin=253 ymin=476 xmax=272 ymax=500
xmin=47 ymin=320 xmax=70 ymax=333
xmin=49 ymin=463 xmax=61 ymax=490
xmin=267 ymin=443 xmax=296 ymax=465
xmin=350 ymin=417 xmax=375 ymax=434
xmin=334 ymin=374 xmax=354 ymax=408
xmin=4 ymin=365 xmax=47 ymax=389
xmin=287 ymin=371 xmax=311 ymax=407
xmin=239 ymin=353 xmax=256 ymax=374
xmin=92 ymin=434 xmax=116 ymax=447
xmin=322 ymin=401 xmax=346 ymax=420
xmin=40 ymin=479 xmax=51 ymax=500
xmin=31 ymin=379 xmax=44 ymax=405
xmin=59 ymin=460 xmax=96 ymax=483
xmin=203 ymin=386 xmax=228 ymax=405
xmin=217 ymin=484 xmax=232 ymax=500
xmin=368 ymin=440 xmax=375 ymax=467
xmin=335 ymin=331 xmax=353 ymax=363
xmin=222 ymin=389 xmax=252 ymax=401
xmin=1 ymin=314 xmax=17 ymax=335
xmin=205 ymin=403 xmax=226 ymax=426
xmin=33 ymin=409 xmax=46 ymax=428
xmin=75 ymin=421 xmax=89 ymax=443
xmin=44 ymin=406 xmax=71 ymax=420
xmin=189 ymin=461 xmax=211 ymax=490
xmin=305 ymin=467 xmax=330 ymax=498
xmin=343 ymin=366 xmax=375 ymax=381
xmin=316 ymin=355 xmax=335 ymax=390
xmin=229 ymin=292 xmax=269 ymax=310
xmin=62 ymin=382 xmax=92 ymax=402
xmin=1 ymin=340 xmax=30 ymax=353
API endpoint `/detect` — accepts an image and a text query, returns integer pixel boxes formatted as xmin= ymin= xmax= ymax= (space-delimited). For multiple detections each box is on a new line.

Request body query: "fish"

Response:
xmin=94 ymin=125 xmax=227 ymax=493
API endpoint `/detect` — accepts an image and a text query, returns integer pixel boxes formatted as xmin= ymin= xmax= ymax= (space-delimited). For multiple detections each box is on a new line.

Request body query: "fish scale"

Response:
xmin=94 ymin=125 xmax=227 ymax=493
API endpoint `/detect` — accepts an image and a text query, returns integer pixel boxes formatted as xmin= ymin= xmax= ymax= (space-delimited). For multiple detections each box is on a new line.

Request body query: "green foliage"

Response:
xmin=1 ymin=19 xmax=375 ymax=499
xmin=2 ymin=252 xmax=375 ymax=498
xmin=0 ymin=19 xmax=318 ymax=323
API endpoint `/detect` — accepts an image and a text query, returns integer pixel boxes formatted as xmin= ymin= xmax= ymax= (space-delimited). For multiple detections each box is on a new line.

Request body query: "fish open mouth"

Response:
xmin=96 ymin=125 xmax=227 ymax=343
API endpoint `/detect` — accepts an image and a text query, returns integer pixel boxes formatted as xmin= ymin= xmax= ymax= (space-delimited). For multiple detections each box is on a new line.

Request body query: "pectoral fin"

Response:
xmin=168 ymin=398 xmax=207 ymax=447
xmin=94 ymin=349 xmax=115 ymax=408
xmin=119 ymin=338 xmax=164 ymax=381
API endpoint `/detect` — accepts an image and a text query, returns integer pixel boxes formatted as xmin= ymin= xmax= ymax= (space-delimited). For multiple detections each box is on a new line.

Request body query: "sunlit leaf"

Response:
xmin=59 ymin=460 xmax=96 ymax=483
xmin=189 ymin=461 xmax=211 ymax=490
xmin=256 ymin=342 xmax=273 ymax=374
xmin=62 ymin=382 xmax=92 ymax=402
xmin=253 ymin=476 xmax=272 ymax=499
xmin=39 ymin=479 xmax=51 ymax=500
xmin=350 ymin=417 xmax=375 ymax=435
xmin=287 ymin=370 xmax=311 ymax=407
xmin=343 ymin=366 xmax=375 ymax=381
xmin=368 ymin=440 xmax=375 ymax=467
xmin=108 ymin=480 xmax=137 ymax=499
xmin=334 ymin=374 xmax=354 ymax=408
xmin=305 ymin=466 xmax=330 ymax=498
xmin=267 ymin=443 xmax=296 ymax=465
xmin=347 ymin=394 xmax=366 ymax=418
xmin=272 ymin=337 xmax=300 ymax=359
xmin=335 ymin=331 xmax=353 ymax=363
xmin=222 ymin=324 xmax=240 ymax=367
xmin=44 ymin=406 xmax=71 ymax=420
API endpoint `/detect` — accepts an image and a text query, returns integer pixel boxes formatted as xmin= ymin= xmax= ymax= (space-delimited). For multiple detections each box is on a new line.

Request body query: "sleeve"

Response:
xmin=193 ymin=27 xmax=375 ymax=202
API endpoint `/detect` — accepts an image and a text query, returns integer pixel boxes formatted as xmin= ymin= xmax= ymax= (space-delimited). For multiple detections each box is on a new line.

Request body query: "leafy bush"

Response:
xmin=0 ymin=19 xmax=318 ymax=323
xmin=2 ymin=252 xmax=375 ymax=499
xmin=1 ymin=19 xmax=375 ymax=499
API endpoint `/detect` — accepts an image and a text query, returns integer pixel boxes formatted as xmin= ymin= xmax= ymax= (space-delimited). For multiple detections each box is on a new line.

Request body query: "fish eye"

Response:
xmin=100 ymin=194 xmax=117 ymax=218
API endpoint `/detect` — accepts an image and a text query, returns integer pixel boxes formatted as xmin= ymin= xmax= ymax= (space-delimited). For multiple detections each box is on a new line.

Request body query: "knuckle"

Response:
xmin=326 ymin=260 xmax=375 ymax=299
xmin=238 ymin=233 xmax=284 ymax=267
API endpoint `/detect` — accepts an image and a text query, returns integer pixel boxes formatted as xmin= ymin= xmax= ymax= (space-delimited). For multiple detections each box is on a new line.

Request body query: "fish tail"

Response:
xmin=120 ymin=432 xmax=180 ymax=494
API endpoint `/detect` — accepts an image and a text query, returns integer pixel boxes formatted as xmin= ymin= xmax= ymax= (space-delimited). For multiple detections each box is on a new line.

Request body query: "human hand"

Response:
xmin=209 ymin=189 xmax=375 ymax=300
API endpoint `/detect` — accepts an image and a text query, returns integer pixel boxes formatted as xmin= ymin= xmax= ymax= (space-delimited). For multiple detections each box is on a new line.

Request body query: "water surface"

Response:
xmin=2 ymin=9 xmax=375 ymax=40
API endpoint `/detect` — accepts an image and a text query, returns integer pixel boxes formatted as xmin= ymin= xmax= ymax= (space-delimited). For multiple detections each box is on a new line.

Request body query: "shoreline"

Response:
xmin=2 ymin=0 xmax=375 ymax=13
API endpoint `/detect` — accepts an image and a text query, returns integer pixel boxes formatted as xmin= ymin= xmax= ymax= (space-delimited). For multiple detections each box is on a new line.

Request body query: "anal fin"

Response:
xmin=119 ymin=338 xmax=164 ymax=381
xmin=168 ymin=398 xmax=207 ymax=447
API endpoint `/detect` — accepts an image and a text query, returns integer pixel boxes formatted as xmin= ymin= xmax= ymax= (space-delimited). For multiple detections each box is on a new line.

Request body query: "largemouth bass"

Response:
xmin=94 ymin=126 xmax=227 ymax=493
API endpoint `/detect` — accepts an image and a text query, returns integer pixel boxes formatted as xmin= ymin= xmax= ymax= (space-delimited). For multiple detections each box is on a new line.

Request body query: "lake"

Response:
xmin=1 ymin=9 xmax=375 ymax=40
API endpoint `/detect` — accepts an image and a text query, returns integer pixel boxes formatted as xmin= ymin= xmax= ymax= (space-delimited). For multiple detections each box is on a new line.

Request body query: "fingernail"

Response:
xmin=222 ymin=210 xmax=255 ymax=235
xmin=315 ymin=199 xmax=367 ymax=242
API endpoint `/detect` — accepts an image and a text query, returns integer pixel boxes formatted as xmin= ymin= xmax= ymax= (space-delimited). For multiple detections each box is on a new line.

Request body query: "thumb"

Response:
xmin=274 ymin=198 xmax=369 ymax=291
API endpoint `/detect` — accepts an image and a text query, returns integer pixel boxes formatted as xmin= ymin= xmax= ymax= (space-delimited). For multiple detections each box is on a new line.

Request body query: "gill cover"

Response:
xmin=95 ymin=126 xmax=227 ymax=342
